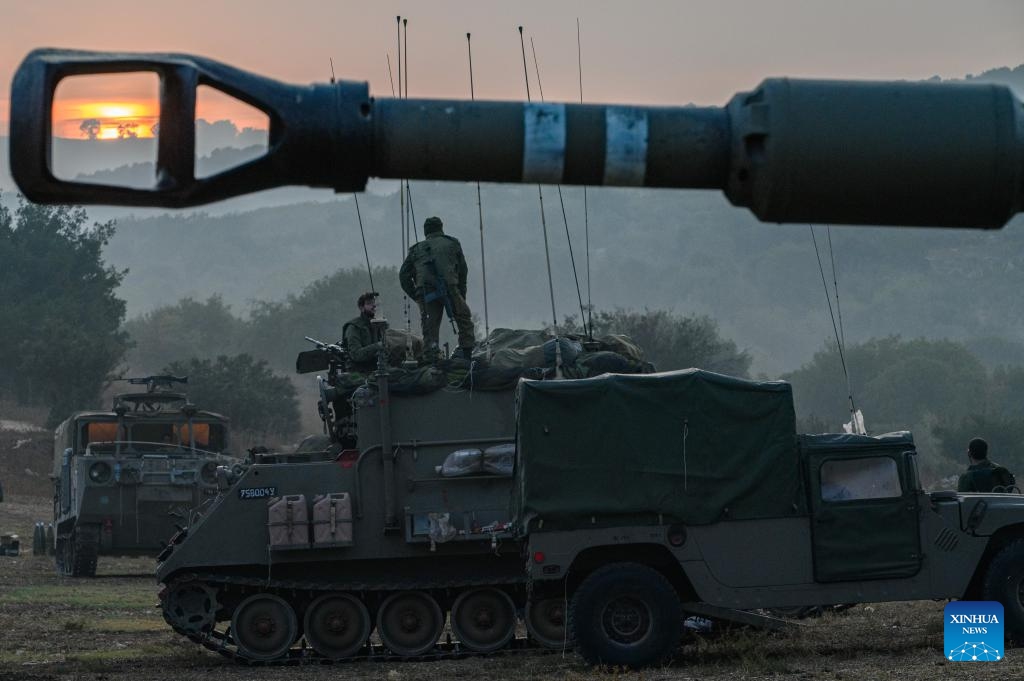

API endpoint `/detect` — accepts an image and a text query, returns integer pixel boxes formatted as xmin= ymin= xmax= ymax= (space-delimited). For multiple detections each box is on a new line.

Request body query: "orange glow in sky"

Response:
xmin=54 ymin=99 xmax=159 ymax=139
xmin=50 ymin=73 xmax=269 ymax=140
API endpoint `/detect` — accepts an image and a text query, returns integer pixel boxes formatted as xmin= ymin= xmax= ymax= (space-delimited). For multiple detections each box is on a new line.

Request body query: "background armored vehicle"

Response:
xmin=51 ymin=375 xmax=237 ymax=577
xmin=518 ymin=371 xmax=1024 ymax=667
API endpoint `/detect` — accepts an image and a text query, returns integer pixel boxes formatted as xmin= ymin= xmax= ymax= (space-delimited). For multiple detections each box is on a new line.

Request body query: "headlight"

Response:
xmin=200 ymin=461 xmax=218 ymax=484
xmin=88 ymin=461 xmax=112 ymax=484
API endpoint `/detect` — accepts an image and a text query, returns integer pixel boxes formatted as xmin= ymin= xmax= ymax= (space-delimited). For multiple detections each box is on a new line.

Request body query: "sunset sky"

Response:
xmin=1 ymin=0 xmax=1021 ymax=141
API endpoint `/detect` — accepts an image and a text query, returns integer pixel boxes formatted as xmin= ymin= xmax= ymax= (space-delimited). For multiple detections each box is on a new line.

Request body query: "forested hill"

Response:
xmin=103 ymin=181 xmax=1024 ymax=375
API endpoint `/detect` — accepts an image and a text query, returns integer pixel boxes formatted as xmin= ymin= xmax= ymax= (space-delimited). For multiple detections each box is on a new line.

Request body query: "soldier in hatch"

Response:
xmin=958 ymin=437 xmax=1017 ymax=493
xmin=342 ymin=291 xmax=384 ymax=371
xmin=399 ymin=217 xmax=475 ymax=362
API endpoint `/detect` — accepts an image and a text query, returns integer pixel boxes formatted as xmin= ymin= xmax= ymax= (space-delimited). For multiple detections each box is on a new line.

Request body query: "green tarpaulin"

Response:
xmin=513 ymin=369 xmax=803 ymax=531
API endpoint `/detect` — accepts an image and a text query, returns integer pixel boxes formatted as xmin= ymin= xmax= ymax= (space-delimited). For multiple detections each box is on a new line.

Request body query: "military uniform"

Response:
xmin=342 ymin=313 xmax=381 ymax=370
xmin=399 ymin=218 xmax=475 ymax=359
xmin=957 ymin=459 xmax=1016 ymax=493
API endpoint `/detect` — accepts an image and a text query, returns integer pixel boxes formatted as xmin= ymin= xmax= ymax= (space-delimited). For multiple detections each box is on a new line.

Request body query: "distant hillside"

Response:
xmin=103 ymin=181 xmax=1024 ymax=375
xmin=960 ymin=64 xmax=1024 ymax=98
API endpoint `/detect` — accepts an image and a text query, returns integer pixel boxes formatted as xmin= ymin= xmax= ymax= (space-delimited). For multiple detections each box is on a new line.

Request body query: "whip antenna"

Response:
xmin=810 ymin=225 xmax=861 ymax=433
xmin=353 ymin=194 xmax=374 ymax=292
xmin=531 ymin=34 xmax=589 ymax=338
xmin=468 ymin=32 xmax=491 ymax=353
xmin=519 ymin=26 xmax=557 ymax=331
xmin=578 ymin=17 xmax=593 ymax=338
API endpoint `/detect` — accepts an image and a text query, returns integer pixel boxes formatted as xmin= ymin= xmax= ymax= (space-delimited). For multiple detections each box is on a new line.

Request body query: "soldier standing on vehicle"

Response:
xmin=399 ymin=217 xmax=475 ymax=361
xmin=958 ymin=437 xmax=1017 ymax=492
xmin=342 ymin=292 xmax=383 ymax=371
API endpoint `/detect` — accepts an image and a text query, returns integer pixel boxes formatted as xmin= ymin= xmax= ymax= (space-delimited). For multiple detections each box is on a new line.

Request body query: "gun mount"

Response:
xmin=9 ymin=48 xmax=1023 ymax=227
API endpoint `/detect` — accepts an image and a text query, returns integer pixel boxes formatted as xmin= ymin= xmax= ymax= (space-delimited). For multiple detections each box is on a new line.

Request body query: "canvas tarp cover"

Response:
xmin=513 ymin=369 xmax=802 ymax=531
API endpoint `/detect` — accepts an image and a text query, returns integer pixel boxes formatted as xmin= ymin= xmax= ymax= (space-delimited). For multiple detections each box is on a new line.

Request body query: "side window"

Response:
xmin=820 ymin=457 xmax=902 ymax=502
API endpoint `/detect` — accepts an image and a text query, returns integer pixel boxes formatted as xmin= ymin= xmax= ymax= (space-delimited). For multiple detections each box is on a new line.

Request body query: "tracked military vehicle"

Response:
xmin=51 ymin=376 xmax=237 ymax=576
xmin=8 ymin=49 xmax=1024 ymax=664
xmin=154 ymin=329 xmax=650 ymax=661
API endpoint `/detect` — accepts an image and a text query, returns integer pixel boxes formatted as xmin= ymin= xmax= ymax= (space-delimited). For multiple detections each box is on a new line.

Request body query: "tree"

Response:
xmin=246 ymin=265 xmax=402 ymax=371
xmin=0 ymin=198 xmax=129 ymax=424
xmin=79 ymin=118 xmax=101 ymax=140
xmin=783 ymin=336 xmax=988 ymax=434
xmin=565 ymin=308 xmax=752 ymax=376
xmin=164 ymin=355 xmax=300 ymax=442
xmin=123 ymin=295 xmax=245 ymax=374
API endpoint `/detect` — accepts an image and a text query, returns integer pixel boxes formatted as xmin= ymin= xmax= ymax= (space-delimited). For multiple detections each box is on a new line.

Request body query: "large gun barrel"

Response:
xmin=9 ymin=48 xmax=1023 ymax=227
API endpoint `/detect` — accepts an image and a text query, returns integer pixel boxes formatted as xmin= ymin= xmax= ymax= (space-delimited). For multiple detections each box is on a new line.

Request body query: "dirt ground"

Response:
xmin=2 ymin=425 xmax=1022 ymax=680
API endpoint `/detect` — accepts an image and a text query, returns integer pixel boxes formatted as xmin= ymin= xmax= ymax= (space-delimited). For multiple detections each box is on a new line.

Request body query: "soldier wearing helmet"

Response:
xmin=399 ymin=217 xmax=475 ymax=361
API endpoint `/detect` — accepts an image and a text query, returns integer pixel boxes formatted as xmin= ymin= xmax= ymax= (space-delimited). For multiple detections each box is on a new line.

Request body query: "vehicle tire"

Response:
xmin=54 ymin=535 xmax=68 ymax=576
xmin=982 ymin=538 xmax=1024 ymax=643
xmin=69 ymin=525 xmax=99 ymax=578
xmin=569 ymin=562 xmax=683 ymax=668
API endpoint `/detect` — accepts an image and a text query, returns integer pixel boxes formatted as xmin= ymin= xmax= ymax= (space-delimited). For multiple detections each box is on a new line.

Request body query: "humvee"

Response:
xmin=51 ymin=376 xmax=237 ymax=576
xmin=517 ymin=370 xmax=1024 ymax=667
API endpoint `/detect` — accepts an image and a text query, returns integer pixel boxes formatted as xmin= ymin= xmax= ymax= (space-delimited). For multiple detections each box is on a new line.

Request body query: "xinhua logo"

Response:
xmin=944 ymin=601 xmax=1004 ymax=662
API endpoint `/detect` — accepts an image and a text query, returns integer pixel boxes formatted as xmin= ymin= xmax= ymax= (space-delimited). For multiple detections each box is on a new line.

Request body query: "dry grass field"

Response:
xmin=1 ymin=430 xmax=1022 ymax=680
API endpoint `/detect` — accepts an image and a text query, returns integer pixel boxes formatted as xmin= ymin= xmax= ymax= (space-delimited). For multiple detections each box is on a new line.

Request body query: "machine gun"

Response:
xmin=296 ymin=336 xmax=351 ymax=442
xmin=8 ymin=49 xmax=1023 ymax=229
xmin=126 ymin=375 xmax=188 ymax=393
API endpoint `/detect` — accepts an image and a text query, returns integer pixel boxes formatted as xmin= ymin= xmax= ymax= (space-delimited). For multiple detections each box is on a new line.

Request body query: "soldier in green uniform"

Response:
xmin=957 ymin=437 xmax=1017 ymax=493
xmin=399 ymin=217 xmax=475 ymax=361
xmin=342 ymin=292 xmax=383 ymax=371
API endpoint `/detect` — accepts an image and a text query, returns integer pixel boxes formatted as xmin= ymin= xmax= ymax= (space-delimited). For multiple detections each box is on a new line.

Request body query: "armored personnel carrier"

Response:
xmin=155 ymin=329 xmax=649 ymax=661
xmin=51 ymin=375 xmax=237 ymax=576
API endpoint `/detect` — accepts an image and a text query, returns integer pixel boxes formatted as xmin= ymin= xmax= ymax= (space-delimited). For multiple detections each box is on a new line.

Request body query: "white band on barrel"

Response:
xmin=522 ymin=103 xmax=566 ymax=184
xmin=604 ymin=107 xmax=648 ymax=186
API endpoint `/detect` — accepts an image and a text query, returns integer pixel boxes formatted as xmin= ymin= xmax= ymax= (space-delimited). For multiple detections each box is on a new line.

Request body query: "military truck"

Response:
xmin=51 ymin=376 xmax=237 ymax=576
xmin=515 ymin=370 xmax=1024 ymax=667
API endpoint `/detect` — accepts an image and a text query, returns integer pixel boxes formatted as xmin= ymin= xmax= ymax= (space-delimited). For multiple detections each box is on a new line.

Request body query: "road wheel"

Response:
xmin=163 ymin=581 xmax=218 ymax=633
xmin=569 ymin=562 xmax=682 ymax=668
xmin=526 ymin=596 xmax=567 ymax=648
xmin=69 ymin=525 xmax=99 ymax=577
xmin=982 ymin=538 xmax=1024 ymax=643
xmin=376 ymin=591 xmax=444 ymax=656
xmin=231 ymin=593 xmax=298 ymax=661
xmin=303 ymin=593 xmax=371 ymax=659
xmin=54 ymin=535 xmax=69 ymax=576
xmin=451 ymin=588 xmax=516 ymax=653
